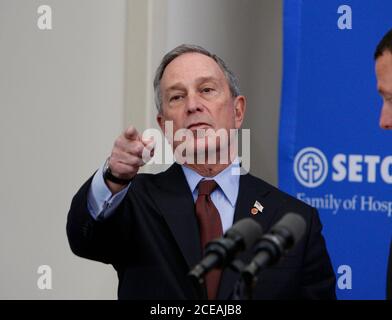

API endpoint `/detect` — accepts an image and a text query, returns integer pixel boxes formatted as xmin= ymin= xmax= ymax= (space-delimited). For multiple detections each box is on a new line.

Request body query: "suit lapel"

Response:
xmin=153 ymin=163 xmax=202 ymax=271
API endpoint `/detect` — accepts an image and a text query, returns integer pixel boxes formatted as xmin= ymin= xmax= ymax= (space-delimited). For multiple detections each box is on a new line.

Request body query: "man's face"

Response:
xmin=375 ymin=50 xmax=392 ymax=130
xmin=157 ymin=52 xmax=245 ymax=160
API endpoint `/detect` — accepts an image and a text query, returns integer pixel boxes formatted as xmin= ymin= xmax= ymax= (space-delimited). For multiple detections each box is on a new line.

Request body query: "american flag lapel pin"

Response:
xmin=251 ymin=200 xmax=264 ymax=215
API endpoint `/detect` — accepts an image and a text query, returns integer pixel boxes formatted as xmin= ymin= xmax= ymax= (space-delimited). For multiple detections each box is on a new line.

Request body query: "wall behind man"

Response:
xmin=0 ymin=0 xmax=282 ymax=299
xmin=0 ymin=0 xmax=125 ymax=299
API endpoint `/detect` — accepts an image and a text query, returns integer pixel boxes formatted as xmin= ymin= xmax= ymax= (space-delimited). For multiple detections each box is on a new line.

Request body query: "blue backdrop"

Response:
xmin=279 ymin=0 xmax=392 ymax=299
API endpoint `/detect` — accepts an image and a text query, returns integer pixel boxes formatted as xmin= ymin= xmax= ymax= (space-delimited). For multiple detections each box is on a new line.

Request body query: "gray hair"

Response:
xmin=153 ymin=44 xmax=240 ymax=113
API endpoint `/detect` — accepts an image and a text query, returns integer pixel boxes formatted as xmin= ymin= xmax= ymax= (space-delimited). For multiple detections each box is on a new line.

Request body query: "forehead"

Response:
xmin=160 ymin=52 xmax=227 ymax=88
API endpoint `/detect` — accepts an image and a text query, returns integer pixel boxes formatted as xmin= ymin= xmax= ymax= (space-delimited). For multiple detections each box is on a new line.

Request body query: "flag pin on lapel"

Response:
xmin=251 ymin=201 xmax=264 ymax=215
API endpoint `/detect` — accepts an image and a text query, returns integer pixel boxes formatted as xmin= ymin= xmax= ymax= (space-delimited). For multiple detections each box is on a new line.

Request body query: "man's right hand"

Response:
xmin=105 ymin=126 xmax=153 ymax=194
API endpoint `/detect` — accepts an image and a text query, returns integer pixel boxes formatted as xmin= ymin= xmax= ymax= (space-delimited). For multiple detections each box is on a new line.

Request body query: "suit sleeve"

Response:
xmin=300 ymin=208 xmax=337 ymax=299
xmin=66 ymin=175 xmax=133 ymax=265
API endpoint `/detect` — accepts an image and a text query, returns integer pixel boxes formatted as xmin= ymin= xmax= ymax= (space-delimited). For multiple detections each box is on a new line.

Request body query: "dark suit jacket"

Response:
xmin=67 ymin=163 xmax=336 ymax=300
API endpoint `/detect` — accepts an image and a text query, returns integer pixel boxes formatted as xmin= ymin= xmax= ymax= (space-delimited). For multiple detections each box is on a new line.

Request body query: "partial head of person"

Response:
xmin=375 ymin=28 xmax=392 ymax=130
xmin=153 ymin=44 xmax=246 ymax=164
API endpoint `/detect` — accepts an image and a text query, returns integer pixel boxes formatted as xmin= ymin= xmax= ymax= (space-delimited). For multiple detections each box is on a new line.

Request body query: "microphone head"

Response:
xmin=225 ymin=218 xmax=263 ymax=250
xmin=271 ymin=213 xmax=306 ymax=246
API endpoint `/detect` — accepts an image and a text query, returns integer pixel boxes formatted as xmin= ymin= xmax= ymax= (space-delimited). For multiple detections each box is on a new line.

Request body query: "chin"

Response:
xmin=194 ymin=143 xmax=223 ymax=165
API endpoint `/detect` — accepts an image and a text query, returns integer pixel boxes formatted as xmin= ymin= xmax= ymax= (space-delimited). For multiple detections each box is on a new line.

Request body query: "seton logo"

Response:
xmin=294 ymin=147 xmax=328 ymax=188
xmin=294 ymin=147 xmax=392 ymax=187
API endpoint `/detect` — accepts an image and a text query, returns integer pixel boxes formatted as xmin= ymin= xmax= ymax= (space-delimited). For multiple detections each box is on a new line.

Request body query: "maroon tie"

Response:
xmin=195 ymin=179 xmax=223 ymax=300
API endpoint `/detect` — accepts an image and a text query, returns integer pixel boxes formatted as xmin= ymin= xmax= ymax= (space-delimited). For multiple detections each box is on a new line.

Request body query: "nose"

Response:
xmin=380 ymin=104 xmax=392 ymax=130
xmin=185 ymin=92 xmax=203 ymax=114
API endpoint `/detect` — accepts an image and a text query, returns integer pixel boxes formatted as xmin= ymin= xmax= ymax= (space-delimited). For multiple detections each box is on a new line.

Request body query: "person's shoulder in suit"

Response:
xmin=243 ymin=171 xmax=319 ymax=220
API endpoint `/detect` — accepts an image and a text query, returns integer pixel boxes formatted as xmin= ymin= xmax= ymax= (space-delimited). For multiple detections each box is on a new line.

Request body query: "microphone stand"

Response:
xmin=230 ymin=259 xmax=258 ymax=300
xmin=189 ymin=258 xmax=257 ymax=300
xmin=232 ymin=243 xmax=279 ymax=300
xmin=234 ymin=234 xmax=285 ymax=299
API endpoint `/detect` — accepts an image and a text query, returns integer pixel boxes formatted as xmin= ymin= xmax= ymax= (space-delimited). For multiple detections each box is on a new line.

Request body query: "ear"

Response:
xmin=157 ymin=112 xmax=165 ymax=132
xmin=233 ymin=95 xmax=246 ymax=129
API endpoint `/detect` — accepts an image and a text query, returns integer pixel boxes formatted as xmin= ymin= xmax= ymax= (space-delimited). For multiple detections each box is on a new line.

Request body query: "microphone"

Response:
xmin=241 ymin=213 xmax=306 ymax=282
xmin=188 ymin=218 xmax=263 ymax=283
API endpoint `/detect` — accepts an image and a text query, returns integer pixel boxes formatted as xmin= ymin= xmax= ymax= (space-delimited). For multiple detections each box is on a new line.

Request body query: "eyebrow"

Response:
xmin=165 ymin=83 xmax=185 ymax=93
xmin=195 ymin=76 xmax=220 ymax=85
xmin=164 ymin=76 xmax=220 ymax=93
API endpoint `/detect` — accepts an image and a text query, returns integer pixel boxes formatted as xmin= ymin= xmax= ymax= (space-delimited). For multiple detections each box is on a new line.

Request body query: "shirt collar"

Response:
xmin=181 ymin=159 xmax=240 ymax=207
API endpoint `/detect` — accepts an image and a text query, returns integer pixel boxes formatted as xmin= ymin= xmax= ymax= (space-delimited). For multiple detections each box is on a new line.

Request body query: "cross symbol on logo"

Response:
xmin=294 ymin=147 xmax=329 ymax=188
xmin=302 ymin=157 xmax=320 ymax=184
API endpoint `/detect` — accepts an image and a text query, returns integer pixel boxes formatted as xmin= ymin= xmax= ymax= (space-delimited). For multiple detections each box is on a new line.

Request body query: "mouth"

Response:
xmin=187 ymin=123 xmax=211 ymax=130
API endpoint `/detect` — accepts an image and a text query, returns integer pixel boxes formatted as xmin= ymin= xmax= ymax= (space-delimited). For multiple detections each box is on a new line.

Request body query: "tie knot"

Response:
xmin=198 ymin=179 xmax=218 ymax=196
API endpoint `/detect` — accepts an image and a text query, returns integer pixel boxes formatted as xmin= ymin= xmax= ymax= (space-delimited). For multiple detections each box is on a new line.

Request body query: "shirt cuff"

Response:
xmin=87 ymin=164 xmax=131 ymax=220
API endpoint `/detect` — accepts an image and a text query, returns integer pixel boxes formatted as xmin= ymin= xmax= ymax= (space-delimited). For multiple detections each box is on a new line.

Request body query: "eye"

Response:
xmin=201 ymin=87 xmax=214 ymax=93
xmin=170 ymin=95 xmax=183 ymax=102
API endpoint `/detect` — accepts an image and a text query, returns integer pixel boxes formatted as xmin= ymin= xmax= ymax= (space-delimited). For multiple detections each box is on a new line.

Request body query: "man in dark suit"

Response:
xmin=374 ymin=28 xmax=392 ymax=300
xmin=67 ymin=44 xmax=336 ymax=299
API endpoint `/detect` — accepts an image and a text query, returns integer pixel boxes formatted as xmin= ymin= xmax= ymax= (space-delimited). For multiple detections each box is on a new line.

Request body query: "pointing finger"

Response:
xmin=124 ymin=125 xmax=141 ymax=141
